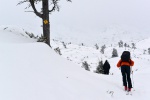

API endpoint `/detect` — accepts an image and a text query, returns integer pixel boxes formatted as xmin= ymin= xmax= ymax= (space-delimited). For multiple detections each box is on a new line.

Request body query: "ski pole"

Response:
xmin=132 ymin=71 xmax=135 ymax=91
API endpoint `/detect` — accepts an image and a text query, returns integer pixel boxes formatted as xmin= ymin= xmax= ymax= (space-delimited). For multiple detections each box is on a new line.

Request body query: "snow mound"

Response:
xmin=0 ymin=26 xmax=37 ymax=43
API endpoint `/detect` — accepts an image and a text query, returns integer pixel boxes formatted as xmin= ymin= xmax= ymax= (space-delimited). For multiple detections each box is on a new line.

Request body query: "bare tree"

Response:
xmin=18 ymin=0 xmax=72 ymax=46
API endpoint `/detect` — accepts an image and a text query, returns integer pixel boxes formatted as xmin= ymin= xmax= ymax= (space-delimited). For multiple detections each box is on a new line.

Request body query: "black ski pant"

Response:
xmin=121 ymin=66 xmax=132 ymax=88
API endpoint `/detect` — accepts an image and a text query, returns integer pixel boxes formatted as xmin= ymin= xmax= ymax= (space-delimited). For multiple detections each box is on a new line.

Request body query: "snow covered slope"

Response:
xmin=0 ymin=26 xmax=37 ymax=43
xmin=0 ymin=27 xmax=150 ymax=100
xmin=0 ymin=30 xmax=115 ymax=100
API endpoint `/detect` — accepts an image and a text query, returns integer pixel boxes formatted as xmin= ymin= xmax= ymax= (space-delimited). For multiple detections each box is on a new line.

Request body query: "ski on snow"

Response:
xmin=126 ymin=91 xmax=132 ymax=95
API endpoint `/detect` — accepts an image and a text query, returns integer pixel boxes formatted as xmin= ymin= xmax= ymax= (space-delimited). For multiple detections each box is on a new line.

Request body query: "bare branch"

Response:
xmin=29 ymin=0 xmax=43 ymax=18
xmin=49 ymin=0 xmax=62 ymax=13
xmin=49 ymin=0 xmax=57 ymax=13
xmin=17 ymin=0 xmax=29 ymax=5
xmin=25 ymin=11 xmax=34 ymax=12
xmin=18 ymin=0 xmax=72 ymax=13
xmin=67 ymin=0 xmax=72 ymax=2
xmin=49 ymin=0 xmax=72 ymax=13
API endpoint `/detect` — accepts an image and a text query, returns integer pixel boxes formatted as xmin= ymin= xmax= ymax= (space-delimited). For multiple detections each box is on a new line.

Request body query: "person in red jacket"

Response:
xmin=117 ymin=55 xmax=134 ymax=92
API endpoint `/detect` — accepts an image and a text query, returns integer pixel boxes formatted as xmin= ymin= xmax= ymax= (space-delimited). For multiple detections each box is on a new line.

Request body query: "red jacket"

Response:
xmin=117 ymin=59 xmax=134 ymax=68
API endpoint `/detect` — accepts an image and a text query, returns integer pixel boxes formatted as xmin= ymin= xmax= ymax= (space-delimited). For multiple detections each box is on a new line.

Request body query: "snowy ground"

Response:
xmin=0 ymin=28 xmax=150 ymax=100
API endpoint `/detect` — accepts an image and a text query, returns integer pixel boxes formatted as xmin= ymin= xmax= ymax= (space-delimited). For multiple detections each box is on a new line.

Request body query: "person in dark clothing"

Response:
xmin=103 ymin=60 xmax=110 ymax=75
xmin=120 ymin=66 xmax=132 ymax=90
xmin=117 ymin=52 xmax=134 ymax=92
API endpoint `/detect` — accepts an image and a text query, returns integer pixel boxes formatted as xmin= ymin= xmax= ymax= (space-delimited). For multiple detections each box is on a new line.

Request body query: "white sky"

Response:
xmin=53 ymin=0 xmax=150 ymax=32
xmin=0 ymin=0 xmax=150 ymax=35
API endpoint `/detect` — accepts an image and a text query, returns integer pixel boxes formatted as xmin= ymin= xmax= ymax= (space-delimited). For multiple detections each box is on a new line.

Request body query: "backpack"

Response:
xmin=121 ymin=51 xmax=130 ymax=62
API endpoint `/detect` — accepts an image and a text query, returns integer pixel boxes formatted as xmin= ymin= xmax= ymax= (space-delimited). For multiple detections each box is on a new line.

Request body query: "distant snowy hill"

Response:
xmin=51 ymin=24 xmax=150 ymax=46
xmin=51 ymin=36 xmax=150 ymax=72
xmin=136 ymin=37 xmax=150 ymax=49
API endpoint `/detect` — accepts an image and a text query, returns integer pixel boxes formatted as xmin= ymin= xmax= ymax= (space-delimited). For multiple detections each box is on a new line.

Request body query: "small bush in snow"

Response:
xmin=95 ymin=60 xmax=104 ymax=74
xmin=127 ymin=44 xmax=130 ymax=48
xmin=148 ymin=48 xmax=150 ymax=55
xmin=3 ymin=27 xmax=8 ymax=30
xmin=100 ymin=45 xmax=106 ymax=54
xmin=124 ymin=43 xmax=127 ymax=50
xmin=95 ymin=43 xmax=99 ymax=50
xmin=118 ymin=40 xmax=123 ymax=47
xmin=25 ymin=32 xmax=47 ymax=43
xmin=143 ymin=49 xmax=147 ymax=54
xmin=37 ymin=34 xmax=47 ymax=43
xmin=82 ymin=61 xmax=90 ymax=71
xmin=81 ymin=43 xmax=84 ymax=46
xmin=62 ymin=42 xmax=67 ymax=49
xmin=112 ymin=48 xmax=118 ymax=57
xmin=54 ymin=47 xmax=62 ymax=55
xmin=124 ymin=43 xmax=127 ymax=47
xmin=25 ymin=31 xmax=38 ymax=39
xmin=132 ymin=43 xmax=136 ymax=49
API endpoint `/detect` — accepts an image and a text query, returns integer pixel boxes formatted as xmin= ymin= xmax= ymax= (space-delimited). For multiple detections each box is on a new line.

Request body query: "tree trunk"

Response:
xmin=42 ymin=0 xmax=50 ymax=46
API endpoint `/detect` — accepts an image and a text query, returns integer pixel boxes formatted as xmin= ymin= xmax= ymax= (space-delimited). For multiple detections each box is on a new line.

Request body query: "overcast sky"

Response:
xmin=0 ymin=0 xmax=150 ymax=35
xmin=54 ymin=0 xmax=150 ymax=32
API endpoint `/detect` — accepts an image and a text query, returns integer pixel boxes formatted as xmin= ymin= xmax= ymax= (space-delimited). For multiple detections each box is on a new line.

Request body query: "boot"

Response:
xmin=124 ymin=86 xmax=127 ymax=91
xmin=128 ymin=88 xmax=131 ymax=92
